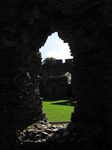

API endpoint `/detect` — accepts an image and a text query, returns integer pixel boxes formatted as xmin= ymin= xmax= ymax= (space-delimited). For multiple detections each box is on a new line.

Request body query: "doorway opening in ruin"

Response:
xmin=39 ymin=32 xmax=75 ymax=122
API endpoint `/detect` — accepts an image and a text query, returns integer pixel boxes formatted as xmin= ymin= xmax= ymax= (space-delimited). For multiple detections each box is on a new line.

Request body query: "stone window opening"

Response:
xmin=17 ymin=32 xmax=76 ymax=145
xmin=39 ymin=32 xmax=75 ymax=123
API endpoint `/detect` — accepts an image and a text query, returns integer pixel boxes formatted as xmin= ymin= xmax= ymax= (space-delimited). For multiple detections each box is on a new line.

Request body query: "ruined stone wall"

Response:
xmin=42 ymin=59 xmax=72 ymax=83
xmin=0 ymin=1 xmax=49 ymax=149
xmin=41 ymin=59 xmax=72 ymax=99
xmin=1 ymin=0 xmax=112 ymax=149
xmin=44 ymin=76 xmax=68 ymax=100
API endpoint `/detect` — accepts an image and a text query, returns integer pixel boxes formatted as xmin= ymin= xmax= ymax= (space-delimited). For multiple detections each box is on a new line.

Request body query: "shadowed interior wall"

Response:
xmin=0 ymin=0 xmax=112 ymax=149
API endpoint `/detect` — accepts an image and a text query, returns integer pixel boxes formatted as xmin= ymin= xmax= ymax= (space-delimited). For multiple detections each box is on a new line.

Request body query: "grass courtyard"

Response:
xmin=42 ymin=100 xmax=76 ymax=122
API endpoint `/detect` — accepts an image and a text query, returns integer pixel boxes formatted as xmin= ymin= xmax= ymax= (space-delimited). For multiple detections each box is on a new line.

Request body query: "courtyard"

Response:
xmin=43 ymin=100 xmax=76 ymax=122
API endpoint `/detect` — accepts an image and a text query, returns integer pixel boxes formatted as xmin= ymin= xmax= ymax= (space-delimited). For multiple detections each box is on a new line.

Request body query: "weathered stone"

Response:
xmin=40 ymin=121 xmax=46 ymax=125
xmin=27 ymin=129 xmax=34 ymax=133
xmin=52 ymin=125 xmax=57 ymax=129
xmin=37 ymin=139 xmax=42 ymax=143
xmin=69 ymin=137 xmax=75 ymax=142
xmin=45 ymin=128 xmax=52 ymax=133
xmin=47 ymin=123 xmax=52 ymax=128
xmin=52 ymin=128 xmax=58 ymax=132
xmin=62 ymin=131 xmax=70 ymax=137
xmin=54 ymin=134 xmax=62 ymax=141
xmin=41 ymin=132 xmax=48 ymax=139
xmin=41 ymin=139 xmax=46 ymax=142
xmin=72 ymin=133 xmax=77 ymax=137
xmin=34 ymin=135 xmax=41 ymax=141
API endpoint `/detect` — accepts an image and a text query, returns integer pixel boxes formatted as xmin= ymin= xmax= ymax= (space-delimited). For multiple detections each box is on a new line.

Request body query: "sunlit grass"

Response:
xmin=42 ymin=100 xmax=76 ymax=122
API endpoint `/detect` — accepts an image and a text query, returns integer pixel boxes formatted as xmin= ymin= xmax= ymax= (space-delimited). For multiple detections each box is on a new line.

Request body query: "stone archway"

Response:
xmin=1 ymin=0 xmax=112 ymax=149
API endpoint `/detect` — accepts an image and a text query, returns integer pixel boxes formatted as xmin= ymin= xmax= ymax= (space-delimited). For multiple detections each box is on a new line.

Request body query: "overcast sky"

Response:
xmin=39 ymin=32 xmax=73 ymax=62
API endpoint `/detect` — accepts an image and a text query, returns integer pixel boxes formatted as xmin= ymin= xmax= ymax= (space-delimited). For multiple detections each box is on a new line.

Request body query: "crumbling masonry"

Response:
xmin=41 ymin=59 xmax=73 ymax=99
xmin=0 ymin=0 xmax=112 ymax=149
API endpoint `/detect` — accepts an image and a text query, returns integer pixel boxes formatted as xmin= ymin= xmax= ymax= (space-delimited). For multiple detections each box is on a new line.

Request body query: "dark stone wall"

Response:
xmin=43 ymin=76 xmax=68 ymax=100
xmin=71 ymin=49 xmax=105 ymax=123
xmin=42 ymin=59 xmax=72 ymax=82
xmin=1 ymin=0 xmax=112 ymax=149
xmin=41 ymin=59 xmax=73 ymax=99
xmin=0 ymin=1 xmax=49 ymax=149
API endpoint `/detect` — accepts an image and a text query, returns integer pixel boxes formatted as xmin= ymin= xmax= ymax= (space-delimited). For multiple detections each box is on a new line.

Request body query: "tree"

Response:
xmin=43 ymin=57 xmax=56 ymax=65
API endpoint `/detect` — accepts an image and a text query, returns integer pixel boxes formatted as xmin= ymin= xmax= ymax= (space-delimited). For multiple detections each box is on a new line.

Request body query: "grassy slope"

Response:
xmin=42 ymin=100 xmax=75 ymax=122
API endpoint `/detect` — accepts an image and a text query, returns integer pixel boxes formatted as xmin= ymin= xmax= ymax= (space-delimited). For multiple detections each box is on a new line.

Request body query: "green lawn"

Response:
xmin=42 ymin=100 xmax=76 ymax=122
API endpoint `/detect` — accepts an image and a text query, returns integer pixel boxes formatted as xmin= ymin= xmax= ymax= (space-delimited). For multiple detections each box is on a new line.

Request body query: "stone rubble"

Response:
xmin=18 ymin=121 xmax=89 ymax=143
xmin=18 ymin=121 xmax=71 ymax=144
xmin=17 ymin=120 xmax=109 ymax=149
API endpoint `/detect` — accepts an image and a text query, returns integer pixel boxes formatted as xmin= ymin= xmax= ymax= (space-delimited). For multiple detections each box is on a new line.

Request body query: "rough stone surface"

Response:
xmin=0 ymin=0 xmax=112 ymax=149
xmin=41 ymin=59 xmax=73 ymax=99
xmin=17 ymin=121 xmax=68 ymax=143
xmin=17 ymin=121 xmax=108 ymax=149
xmin=42 ymin=59 xmax=72 ymax=83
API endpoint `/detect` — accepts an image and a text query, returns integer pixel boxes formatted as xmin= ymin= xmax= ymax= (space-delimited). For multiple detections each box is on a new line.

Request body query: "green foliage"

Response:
xmin=42 ymin=100 xmax=75 ymax=122
xmin=43 ymin=57 xmax=56 ymax=65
